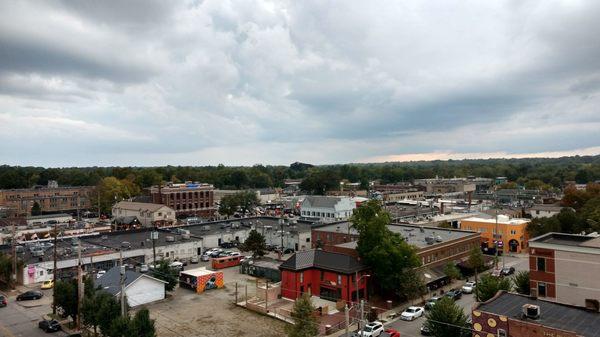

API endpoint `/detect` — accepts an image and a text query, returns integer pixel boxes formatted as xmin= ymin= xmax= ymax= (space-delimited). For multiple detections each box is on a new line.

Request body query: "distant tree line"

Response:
xmin=1 ymin=156 xmax=600 ymax=192
xmin=527 ymin=183 xmax=600 ymax=237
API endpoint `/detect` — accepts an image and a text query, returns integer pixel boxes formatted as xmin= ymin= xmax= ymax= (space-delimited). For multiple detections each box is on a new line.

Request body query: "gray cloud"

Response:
xmin=0 ymin=0 xmax=599 ymax=166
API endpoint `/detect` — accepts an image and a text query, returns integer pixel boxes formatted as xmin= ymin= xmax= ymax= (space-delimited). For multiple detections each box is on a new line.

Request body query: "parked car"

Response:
xmin=283 ymin=248 xmax=294 ymax=254
xmin=424 ymin=296 xmax=440 ymax=310
xmin=219 ymin=242 xmax=236 ymax=249
xmin=501 ymin=266 xmax=515 ymax=276
xmin=420 ymin=324 xmax=432 ymax=336
xmin=139 ymin=264 xmax=149 ymax=273
xmin=41 ymin=280 xmax=54 ymax=289
xmin=400 ymin=306 xmax=424 ymax=321
xmin=209 ymin=249 xmax=223 ymax=258
xmin=38 ymin=319 xmax=61 ymax=332
xmin=17 ymin=291 xmax=43 ymax=301
xmin=357 ymin=321 xmax=384 ymax=336
xmin=96 ymin=270 xmax=106 ymax=279
xmin=228 ymin=252 xmax=241 ymax=257
xmin=461 ymin=281 xmax=476 ymax=294
xmin=169 ymin=261 xmax=184 ymax=271
xmin=190 ymin=256 xmax=199 ymax=264
xmin=0 ymin=295 xmax=7 ymax=307
xmin=445 ymin=289 xmax=463 ymax=301
xmin=201 ymin=254 xmax=211 ymax=262
xmin=380 ymin=328 xmax=401 ymax=337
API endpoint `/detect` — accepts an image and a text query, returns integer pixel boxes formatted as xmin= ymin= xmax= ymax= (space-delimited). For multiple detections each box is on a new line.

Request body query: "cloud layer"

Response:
xmin=1 ymin=0 xmax=599 ymax=167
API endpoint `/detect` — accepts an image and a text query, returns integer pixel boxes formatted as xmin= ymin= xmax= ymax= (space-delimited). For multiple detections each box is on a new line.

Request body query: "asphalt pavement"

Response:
xmin=384 ymin=253 xmax=529 ymax=337
xmin=0 ymin=289 xmax=67 ymax=337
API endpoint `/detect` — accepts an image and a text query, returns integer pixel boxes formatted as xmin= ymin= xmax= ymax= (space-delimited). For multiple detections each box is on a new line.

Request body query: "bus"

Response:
xmin=211 ymin=255 xmax=243 ymax=269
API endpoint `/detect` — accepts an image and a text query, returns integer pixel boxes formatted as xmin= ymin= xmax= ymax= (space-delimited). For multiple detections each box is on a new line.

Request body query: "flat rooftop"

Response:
xmin=529 ymin=232 xmax=600 ymax=249
xmin=477 ymin=292 xmax=600 ymax=337
xmin=181 ymin=267 xmax=219 ymax=277
xmin=316 ymin=221 xmax=477 ymax=249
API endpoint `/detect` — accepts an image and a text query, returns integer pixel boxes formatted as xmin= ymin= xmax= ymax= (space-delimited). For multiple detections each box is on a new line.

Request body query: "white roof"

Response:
xmin=180 ymin=267 xmax=220 ymax=277
xmin=462 ymin=216 xmax=530 ymax=225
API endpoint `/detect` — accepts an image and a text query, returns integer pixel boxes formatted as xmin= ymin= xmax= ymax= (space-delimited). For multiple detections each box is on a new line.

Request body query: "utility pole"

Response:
xmin=494 ymin=194 xmax=499 ymax=271
xmin=76 ymin=239 xmax=83 ymax=330
xmin=344 ymin=304 xmax=350 ymax=337
xmin=151 ymin=229 xmax=157 ymax=265
xmin=52 ymin=222 xmax=58 ymax=315
xmin=11 ymin=221 xmax=16 ymax=290
xmin=360 ymin=299 xmax=365 ymax=336
xmin=120 ymin=250 xmax=126 ymax=317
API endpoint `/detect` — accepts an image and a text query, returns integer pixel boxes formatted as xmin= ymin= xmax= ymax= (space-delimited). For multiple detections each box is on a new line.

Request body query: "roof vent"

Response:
xmin=435 ymin=235 xmax=443 ymax=242
xmin=522 ymin=304 xmax=540 ymax=319
xmin=165 ymin=236 xmax=175 ymax=242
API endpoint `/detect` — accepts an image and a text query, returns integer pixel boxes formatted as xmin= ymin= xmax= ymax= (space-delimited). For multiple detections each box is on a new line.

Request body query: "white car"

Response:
xmin=400 ymin=306 xmax=424 ymax=321
xmin=96 ymin=270 xmax=106 ymax=279
xmin=357 ymin=321 xmax=384 ymax=336
xmin=461 ymin=281 xmax=476 ymax=294
xmin=201 ymin=254 xmax=210 ymax=262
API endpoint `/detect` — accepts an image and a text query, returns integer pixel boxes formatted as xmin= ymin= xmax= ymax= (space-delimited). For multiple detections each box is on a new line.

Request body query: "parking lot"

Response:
xmin=144 ymin=256 xmax=287 ymax=337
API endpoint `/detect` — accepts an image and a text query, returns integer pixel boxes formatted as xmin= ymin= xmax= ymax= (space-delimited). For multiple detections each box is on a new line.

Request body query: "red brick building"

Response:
xmin=472 ymin=291 xmax=600 ymax=337
xmin=150 ymin=182 xmax=216 ymax=218
xmin=529 ymin=232 xmax=600 ymax=309
xmin=279 ymin=249 xmax=369 ymax=303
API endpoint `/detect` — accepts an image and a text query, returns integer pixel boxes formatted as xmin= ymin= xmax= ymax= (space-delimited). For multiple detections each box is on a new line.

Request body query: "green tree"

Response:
xmin=97 ymin=293 xmax=121 ymax=336
xmin=476 ymin=274 xmax=512 ymax=302
xmin=106 ymin=316 xmax=133 ymax=337
xmin=468 ymin=246 xmax=485 ymax=301
xmin=54 ymin=280 xmax=78 ymax=321
xmin=424 ymin=297 xmax=468 ymax=337
xmin=352 ymin=200 xmax=423 ymax=299
xmin=240 ymin=229 xmax=266 ymax=258
xmin=130 ymin=308 xmax=156 ymax=337
xmin=0 ymin=253 xmax=14 ymax=286
xmin=218 ymin=191 xmax=260 ymax=217
xmin=513 ymin=271 xmax=530 ymax=295
xmin=443 ymin=262 xmax=461 ymax=281
xmin=151 ymin=260 xmax=178 ymax=291
xmin=31 ymin=201 xmax=42 ymax=216
xmin=285 ymin=293 xmax=319 ymax=337
xmin=93 ymin=176 xmax=142 ymax=214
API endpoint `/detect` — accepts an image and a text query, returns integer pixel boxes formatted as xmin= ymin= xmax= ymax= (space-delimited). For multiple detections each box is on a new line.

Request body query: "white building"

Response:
xmin=95 ymin=266 xmax=167 ymax=307
xmin=300 ymin=196 xmax=356 ymax=222
xmin=528 ymin=204 xmax=568 ymax=219
xmin=112 ymin=201 xmax=176 ymax=227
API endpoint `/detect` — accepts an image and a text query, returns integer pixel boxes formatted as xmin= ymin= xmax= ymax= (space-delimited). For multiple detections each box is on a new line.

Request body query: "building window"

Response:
xmin=538 ymin=282 xmax=547 ymax=297
xmin=498 ymin=329 xmax=507 ymax=337
xmin=300 ymin=272 xmax=304 ymax=283
xmin=537 ymin=257 xmax=546 ymax=272
xmin=510 ymin=230 xmax=516 ymax=235
xmin=320 ymin=271 xmax=325 ymax=281
xmin=337 ymin=275 xmax=342 ymax=285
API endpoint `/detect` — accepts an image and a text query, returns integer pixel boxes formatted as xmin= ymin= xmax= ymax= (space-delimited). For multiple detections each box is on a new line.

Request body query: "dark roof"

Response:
xmin=279 ymin=249 xmax=367 ymax=274
xmin=302 ymin=196 xmax=343 ymax=208
xmin=94 ymin=266 xmax=165 ymax=296
xmin=529 ymin=232 xmax=599 ymax=247
xmin=477 ymin=292 xmax=600 ymax=337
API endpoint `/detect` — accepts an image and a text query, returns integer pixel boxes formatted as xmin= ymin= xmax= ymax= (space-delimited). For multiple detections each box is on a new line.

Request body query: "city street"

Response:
xmin=385 ymin=253 xmax=529 ymax=337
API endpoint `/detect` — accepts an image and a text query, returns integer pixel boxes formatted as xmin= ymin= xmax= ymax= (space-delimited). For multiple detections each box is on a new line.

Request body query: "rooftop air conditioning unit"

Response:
xmin=165 ymin=236 xmax=175 ymax=242
xmin=182 ymin=233 xmax=191 ymax=240
xmin=522 ymin=304 xmax=540 ymax=319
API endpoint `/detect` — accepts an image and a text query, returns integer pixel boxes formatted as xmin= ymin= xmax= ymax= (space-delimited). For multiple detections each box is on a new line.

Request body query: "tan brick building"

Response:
xmin=0 ymin=182 xmax=94 ymax=216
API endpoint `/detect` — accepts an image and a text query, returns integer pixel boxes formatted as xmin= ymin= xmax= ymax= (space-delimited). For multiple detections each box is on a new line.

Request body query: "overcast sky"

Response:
xmin=1 ymin=0 xmax=599 ymax=167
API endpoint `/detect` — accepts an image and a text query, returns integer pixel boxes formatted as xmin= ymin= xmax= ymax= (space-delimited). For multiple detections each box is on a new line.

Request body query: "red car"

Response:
xmin=381 ymin=329 xmax=400 ymax=337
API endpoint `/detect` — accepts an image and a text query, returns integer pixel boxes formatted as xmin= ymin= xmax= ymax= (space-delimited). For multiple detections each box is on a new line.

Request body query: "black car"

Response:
xmin=0 ymin=295 xmax=7 ymax=307
xmin=17 ymin=291 xmax=43 ymax=301
xmin=501 ymin=266 xmax=515 ymax=276
xmin=38 ymin=319 xmax=61 ymax=332
xmin=219 ymin=242 xmax=236 ymax=249
xmin=445 ymin=289 xmax=462 ymax=301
